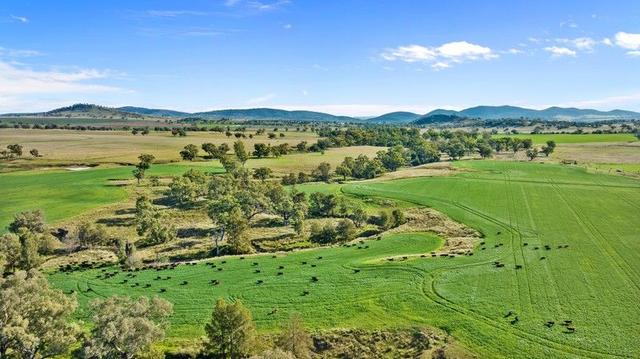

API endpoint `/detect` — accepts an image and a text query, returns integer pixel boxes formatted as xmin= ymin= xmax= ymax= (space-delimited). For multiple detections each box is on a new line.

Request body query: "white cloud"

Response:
xmin=247 ymin=0 xmax=290 ymax=11
xmin=555 ymin=37 xmax=599 ymax=52
xmin=614 ymin=32 xmax=640 ymax=54
xmin=614 ymin=32 xmax=640 ymax=50
xmin=10 ymin=15 xmax=28 ymax=23
xmin=505 ymin=48 xmax=524 ymax=54
xmin=544 ymin=46 xmax=576 ymax=57
xmin=560 ymin=19 xmax=578 ymax=28
xmin=560 ymin=92 xmax=640 ymax=109
xmin=145 ymin=10 xmax=208 ymax=17
xmin=602 ymin=38 xmax=613 ymax=46
xmin=0 ymin=61 xmax=124 ymax=112
xmin=381 ymin=41 xmax=497 ymax=69
xmin=283 ymin=24 xmax=292 ymax=30
xmin=627 ymin=50 xmax=640 ymax=57
xmin=0 ymin=47 xmax=42 ymax=57
xmin=572 ymin=37 xmax=596 ymax=50
xmin=247 ymin=93 xmax=276 ymax=104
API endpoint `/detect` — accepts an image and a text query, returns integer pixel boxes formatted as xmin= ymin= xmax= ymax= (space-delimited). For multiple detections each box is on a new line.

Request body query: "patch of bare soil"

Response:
xmin=384 ymin=208 xmax=481 ymax=258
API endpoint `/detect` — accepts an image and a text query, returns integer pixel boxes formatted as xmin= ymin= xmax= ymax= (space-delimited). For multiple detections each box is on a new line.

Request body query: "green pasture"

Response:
xmin=48 ymin=161 xmax=640 ymax=358
xmin=0 ymin=163 xmax=224 ymax=230
xmin=494 ymin=133 xmax=637 ymax=144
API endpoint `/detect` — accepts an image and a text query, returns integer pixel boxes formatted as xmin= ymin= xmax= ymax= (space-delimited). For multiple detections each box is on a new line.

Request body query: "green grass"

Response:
xmin=48 ymin=161 xmax=640 ymax=357
xmin=494 ymin=133 xmax=637 ymax=144
xmin=0 ymin=163 xmax=224 ymax=230
xmin=49 ymin=232 xmax=444 ymax=338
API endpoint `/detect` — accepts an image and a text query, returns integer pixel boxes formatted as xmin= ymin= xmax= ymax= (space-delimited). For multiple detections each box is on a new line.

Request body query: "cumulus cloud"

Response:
xmin=544 ymin=46 xmax=576 ymax=57
xmin=614 ymin=32 xmax=640 ymax=57
xmin=381 ymin=41 xmax=497 ymax=69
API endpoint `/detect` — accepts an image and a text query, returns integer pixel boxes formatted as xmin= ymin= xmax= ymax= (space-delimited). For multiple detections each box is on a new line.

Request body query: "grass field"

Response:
xmin=48 ymin=161 xmax=640 ymax=358
xmin=0 ymin=146 xmax=383 ymax=230
xmin=0 ymin=163 xmax=224 ymax=231
xmin=494 ymin=133 xmax=637 ymax=144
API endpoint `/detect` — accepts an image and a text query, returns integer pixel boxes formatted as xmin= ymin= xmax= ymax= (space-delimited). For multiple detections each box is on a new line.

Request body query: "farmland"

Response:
xmin=0 ymin=145 xmax=383 ymax=230
xmin=494 ymin=133 xmax=637 ymax=144
xmin=47 ymin=160 xmax=640 ymax=358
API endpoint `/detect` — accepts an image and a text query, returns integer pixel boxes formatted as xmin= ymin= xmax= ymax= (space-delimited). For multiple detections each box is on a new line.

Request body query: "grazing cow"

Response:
xmin=504 ymin=310 xmax=513 ymax=317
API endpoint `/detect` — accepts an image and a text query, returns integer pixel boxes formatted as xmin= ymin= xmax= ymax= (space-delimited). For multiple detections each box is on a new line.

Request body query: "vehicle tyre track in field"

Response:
xmin=516 ymin=179 xmax=564 ymax=320
xmin=346 ymin=184 xmax=619 ymax=357
xmin=547 ymin=178 xmax=640 ymax=292
xmin=421 ymin=268 xmax=625 ymax=359
xmin=504 ymin=169 xmax=534 ymax=314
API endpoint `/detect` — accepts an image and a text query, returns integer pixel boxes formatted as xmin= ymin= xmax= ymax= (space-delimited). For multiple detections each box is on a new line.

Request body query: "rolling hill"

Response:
xmin=2 ymin=104 xmax=143 ymax=119
xmin=117 ymin=106 xmax=190 ymax=117
xmin=424 ymin=105 xmax=640 ymax=121
xmin=3 ymin=104 xmax=638 ymax=123
xmin=366 ymin=111 xmax=422 ymax=123
xmin=191 ymin=108 xmax=356 ymax=122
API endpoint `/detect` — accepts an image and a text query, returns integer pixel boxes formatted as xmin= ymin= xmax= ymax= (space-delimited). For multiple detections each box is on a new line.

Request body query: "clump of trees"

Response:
xmin=1 ymin=210 xmax=56 ymax=272
xmin=135 ymin=195 xmax=176 ymax=247
xmin=180 ymin=144 xmax=199 ymax=161
xmin=0 ymin=268 xmax=79 ymax=359
xmin=83 ymin=296 xmax=173 ymax=359
xmin=203 ymin=298 xmax=257 ymax=358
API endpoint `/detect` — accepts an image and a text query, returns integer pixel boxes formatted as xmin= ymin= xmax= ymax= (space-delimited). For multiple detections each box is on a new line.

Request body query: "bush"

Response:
xmin=309 ymin=223 xmax=338 ymax=244
xmin=77 ymin=222 xmax=112 ymax=247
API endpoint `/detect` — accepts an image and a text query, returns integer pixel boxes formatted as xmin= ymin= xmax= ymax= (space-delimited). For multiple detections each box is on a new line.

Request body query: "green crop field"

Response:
xmin=48 ymin=161 xmax=640 ymax=358
xmin=494 ymin=133 xmax=637 ymax=144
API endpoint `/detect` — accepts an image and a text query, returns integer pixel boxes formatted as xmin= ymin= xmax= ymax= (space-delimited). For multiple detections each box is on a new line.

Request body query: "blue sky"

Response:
xmin=1 ymin=0 xmax=639 ymax=116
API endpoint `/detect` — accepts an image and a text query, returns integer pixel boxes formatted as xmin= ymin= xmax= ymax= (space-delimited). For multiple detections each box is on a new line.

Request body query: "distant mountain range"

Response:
xmin=2 ymin=103 xmax=638 ymax=123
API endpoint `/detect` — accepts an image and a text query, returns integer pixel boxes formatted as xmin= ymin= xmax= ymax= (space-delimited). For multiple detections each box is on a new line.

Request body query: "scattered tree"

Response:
xmin=180 ymin=144 xmax=199 ymax=161
xmin=203 ymin=299 xmax=257 ymax=359
xmin=276 ymin=313 xmax=313 ymax=359
xmin=234 ymin=141 xmax=250 ymax=165
xmin=83 ymin=296 xmax=173 ymax=359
